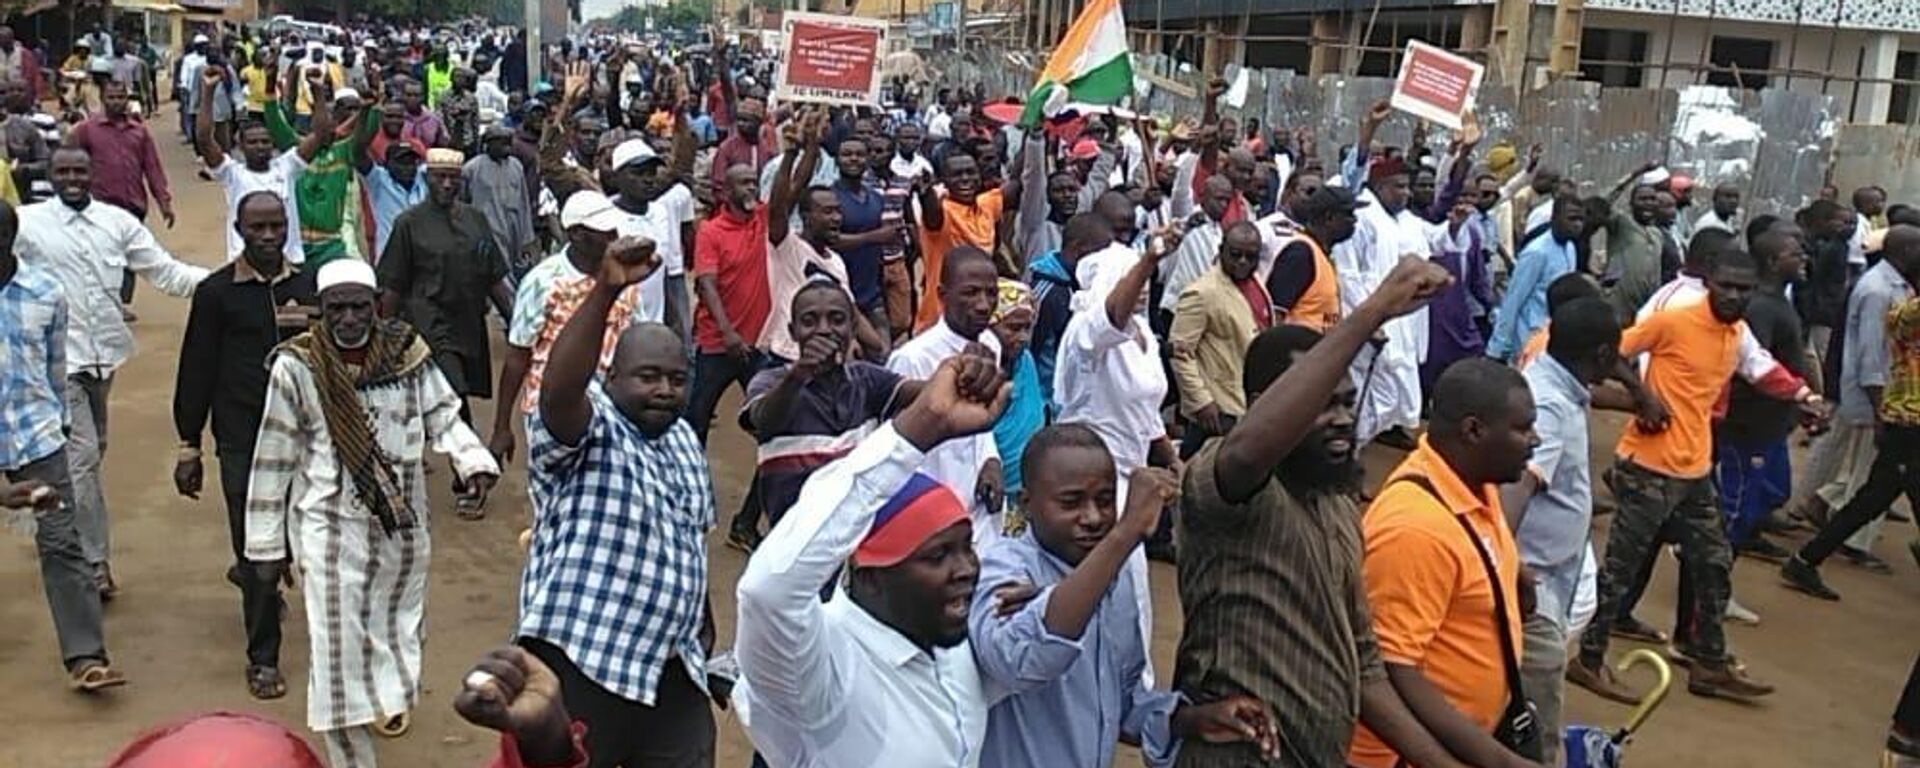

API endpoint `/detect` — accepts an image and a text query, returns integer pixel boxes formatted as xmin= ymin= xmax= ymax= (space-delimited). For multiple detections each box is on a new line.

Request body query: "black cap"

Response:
xmin=1298 ymin=185 xmax=1369 ymax=223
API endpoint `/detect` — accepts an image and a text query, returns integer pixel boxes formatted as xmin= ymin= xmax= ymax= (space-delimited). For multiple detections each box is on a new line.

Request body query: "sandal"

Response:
xmin=1609 ymin=616 xmax=1671 ymax=645
xmin=372 ymin=711 xmax=410 ymax=738
xmin=455 ymin=493 xmax=486 ymax=521
xmin=70 ymin=661 xmax=127 ymax=692
xmin=246 ymin=665 xmax=287 ymax=700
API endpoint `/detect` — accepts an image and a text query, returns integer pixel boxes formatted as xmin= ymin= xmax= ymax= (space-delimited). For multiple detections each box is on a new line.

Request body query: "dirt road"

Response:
xmin=0 ymin=111 xmax=1913 ymax=767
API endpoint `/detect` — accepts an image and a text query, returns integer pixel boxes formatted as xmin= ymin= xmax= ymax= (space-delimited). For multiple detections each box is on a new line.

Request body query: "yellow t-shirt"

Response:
xmin=293 ymin=62 xmax=344 ymax=117
xmin=241 ymin=65 xmax=270 ymax=113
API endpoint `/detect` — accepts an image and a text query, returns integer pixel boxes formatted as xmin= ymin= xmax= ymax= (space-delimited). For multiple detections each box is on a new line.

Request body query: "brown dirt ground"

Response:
xmin=0 ymin=110 xmax=1914 ymax=767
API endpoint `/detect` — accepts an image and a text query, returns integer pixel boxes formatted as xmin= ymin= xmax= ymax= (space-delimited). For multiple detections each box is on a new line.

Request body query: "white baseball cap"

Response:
xmin=560 ymin=190 xmax=624 ymax=233
xmin=610 ymin=138 xmax=659 ymax=171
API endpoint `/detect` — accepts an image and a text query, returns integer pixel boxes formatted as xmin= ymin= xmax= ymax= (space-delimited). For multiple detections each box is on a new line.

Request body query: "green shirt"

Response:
xmin=266 ymin=101 xmax=377 ymax=268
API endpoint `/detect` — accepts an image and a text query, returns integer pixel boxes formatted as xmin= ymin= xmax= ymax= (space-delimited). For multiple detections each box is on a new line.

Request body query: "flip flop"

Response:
xmin=455 ymin=493 xmax=486 ymax=521
xmin=372 ymin=712 xmax=410 ymax=738
xmin=70 ymin=662 xmax=127 ymax=693
xmin=246 ymin=665 xmax=287 ymax=700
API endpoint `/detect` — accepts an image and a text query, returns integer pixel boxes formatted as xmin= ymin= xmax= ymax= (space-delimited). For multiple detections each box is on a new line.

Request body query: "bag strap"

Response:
xmin=1385 ymin=476 xmax=1528 ymax=710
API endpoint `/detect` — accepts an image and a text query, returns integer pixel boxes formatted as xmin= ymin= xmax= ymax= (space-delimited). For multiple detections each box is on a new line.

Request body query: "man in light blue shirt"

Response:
xmin=970 ymin=424 xmax=1277 ymax=767
xmin=1488 ymin=194 xmax=1584 ymax=361
xmin=1501 ymin=296 xmax=1627 ymax=766
xmin=361 ymin=139 xmax=428 ymax=259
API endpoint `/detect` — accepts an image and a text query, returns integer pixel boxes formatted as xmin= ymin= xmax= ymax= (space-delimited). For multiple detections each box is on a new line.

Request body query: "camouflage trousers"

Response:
xmin=1578 ymin=459 xmax=1733 ymax=666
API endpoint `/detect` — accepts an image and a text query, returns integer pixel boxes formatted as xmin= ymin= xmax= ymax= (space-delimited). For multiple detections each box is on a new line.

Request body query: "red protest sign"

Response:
xmin=1390 ymin=40 xmax=1485 ymax=131
xmin=776 ymin=12 xmax=888 ymax=107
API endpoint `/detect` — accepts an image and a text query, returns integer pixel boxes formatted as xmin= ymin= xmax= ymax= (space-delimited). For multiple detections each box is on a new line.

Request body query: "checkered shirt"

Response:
xmin=0 ymin=264 xmax=68 ymax=471
xmin=520 ymin=383 xmax=716 ymax=705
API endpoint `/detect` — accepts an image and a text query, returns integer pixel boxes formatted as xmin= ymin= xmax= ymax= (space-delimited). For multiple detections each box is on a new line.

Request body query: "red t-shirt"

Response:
xmin=1238 ymin=276 xmax=1273 ymax=329
xmin=693 ymin=208 xmax=772 ymax=354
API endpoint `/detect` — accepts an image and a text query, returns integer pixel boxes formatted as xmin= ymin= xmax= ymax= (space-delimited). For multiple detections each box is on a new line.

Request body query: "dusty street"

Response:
xmin=0 ymin=110 xmax=1914 ymax=767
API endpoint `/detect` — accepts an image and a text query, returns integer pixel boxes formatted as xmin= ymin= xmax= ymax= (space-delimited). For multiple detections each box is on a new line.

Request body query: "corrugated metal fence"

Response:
xmin=940 ymin=49 xmax=1914 ymax=215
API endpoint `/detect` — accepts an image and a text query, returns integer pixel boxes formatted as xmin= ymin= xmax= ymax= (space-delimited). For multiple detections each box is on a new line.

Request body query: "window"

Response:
xmin=1579 ymin=27 xmax=1648 ymax=87
xmin=1890 ymin=51 xmax=1917 ymax=125
xmin=1707 ymin=36 xmax=1774 ymax=90
xmin=1244 ymin=16 xmax=1313 ymax=73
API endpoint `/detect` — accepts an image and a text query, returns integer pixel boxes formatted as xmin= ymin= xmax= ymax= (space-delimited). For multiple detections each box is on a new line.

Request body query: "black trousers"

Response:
xmin=218 ymin=447 xmax=283 ymax=668
xmin=523 ymin=637 xmax=716 ymax=768
xmin=1801 ymin=424 xmax=1920 ymax=567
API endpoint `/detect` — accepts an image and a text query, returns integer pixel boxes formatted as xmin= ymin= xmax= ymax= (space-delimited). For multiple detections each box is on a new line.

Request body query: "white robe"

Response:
xmin=245 ymin=350 xmax=499 ymax=732
xmin=1330 ymin=188 xmax=1430 ymax=444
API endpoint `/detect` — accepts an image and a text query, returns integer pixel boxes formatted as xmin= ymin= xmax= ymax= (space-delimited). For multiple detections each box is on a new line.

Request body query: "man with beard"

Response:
xmin=1268 ymin=186 xmax=1363 ymax=333
xmin=1176 ymin=256 xmax=1487 ymax=768
xmin=1572 ymin=250 xmax=1820 ymax=703
xmin=891 ymin=246 xmax=1008 ymax=542
xmin=971 ymin=425 xmax=1280 ymax=765
xmin=173 ymin=192 xmax=318 ymax=700
xmin=245 ymin=259 xmax=499 ymax=767
xmin=1336 ymin=141 xmax=1430 ymax=450
xmin=734 ymin=348 xmax=1009 ymax=766
xmin=914 ymin=149 xmax=1003 ymax=332
xmin=376 ymin=148 xmax=515 ymax=465
xmin=685 ymin=164 xmax=772 ymax=443
xmin=1489 ymin=196 xmax=1584 ymax=362
xmin=1349 ymin=358 xmax=1544 ymax=768
xmin=20 ymin=147 xmax=207 ymax=599
xmin=1171 ymin=221 xmax=1270 ymax=459
xmin=519 ymin=237 xmax=720 ymax=767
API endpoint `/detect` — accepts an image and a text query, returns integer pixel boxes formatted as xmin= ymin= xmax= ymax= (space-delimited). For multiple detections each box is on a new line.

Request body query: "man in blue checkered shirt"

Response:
xmin=0 ymin=201 xmax=121 ymax=692
xmin=517 ymin=233 xmax=719 ymax=767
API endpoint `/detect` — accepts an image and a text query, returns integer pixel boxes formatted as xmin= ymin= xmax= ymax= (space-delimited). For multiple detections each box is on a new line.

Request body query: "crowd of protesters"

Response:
xmin=0 ymin=14 xmax=1915 ymax=768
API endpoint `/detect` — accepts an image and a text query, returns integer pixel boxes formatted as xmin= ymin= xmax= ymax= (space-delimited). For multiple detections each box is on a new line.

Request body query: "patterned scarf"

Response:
xmin=279 ymin=318 xmax=433 ymax=534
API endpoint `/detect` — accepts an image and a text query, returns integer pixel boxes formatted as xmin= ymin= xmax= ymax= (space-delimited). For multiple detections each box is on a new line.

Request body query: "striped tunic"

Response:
xmin=245 ymin=352 xmax=498 ymax=732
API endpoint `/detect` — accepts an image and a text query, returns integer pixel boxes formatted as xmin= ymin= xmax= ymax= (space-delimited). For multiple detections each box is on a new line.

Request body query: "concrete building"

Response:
xmin=1118 ymin=0 xmax=1920 ymax=124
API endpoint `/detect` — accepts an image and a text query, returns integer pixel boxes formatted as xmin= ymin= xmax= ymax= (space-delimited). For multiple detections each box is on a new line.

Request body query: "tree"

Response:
xmin=593 ymin=0 xmax=713 ymax=33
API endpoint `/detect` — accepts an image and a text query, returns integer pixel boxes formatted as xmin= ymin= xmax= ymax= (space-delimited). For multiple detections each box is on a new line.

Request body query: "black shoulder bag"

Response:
xmin=1391 ymin=475 xmax=1544 ymax=761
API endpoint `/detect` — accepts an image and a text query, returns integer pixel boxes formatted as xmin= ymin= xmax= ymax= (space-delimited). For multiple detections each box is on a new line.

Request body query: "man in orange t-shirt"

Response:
xmin=913 ymin=151 xmax=1002 ymax=333
xmin=1570 ymin=250 xmax=1822 ymax=704
xmin=1350 ymin=358 xmax=1543 ymax=768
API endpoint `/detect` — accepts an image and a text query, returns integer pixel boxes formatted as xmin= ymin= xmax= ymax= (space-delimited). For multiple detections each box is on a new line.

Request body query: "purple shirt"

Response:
xmin=403 ymin=109 xmax=451 ymax=148
xmin=69 ymin=114 xmax=171 ymax=216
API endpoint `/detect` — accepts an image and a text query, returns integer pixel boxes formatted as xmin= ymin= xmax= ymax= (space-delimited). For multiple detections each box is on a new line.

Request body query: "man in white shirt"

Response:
xmin=195 ymin=62 xmax=325 ymax=264
xmin=1335 ymin=157 xmax=1430 ymax=449
xmin=19 ymin=146 xmax=209 ymax=596
xmin=607 ymin=139 xmax=690 ymax=328
xmin=889 ymin=245 xmax=1005 ymax=543
xmin=1692 ymin=182 xmax=1741 ymax=243
xmin=734 ymin=352 xmax=1007 ymax=767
